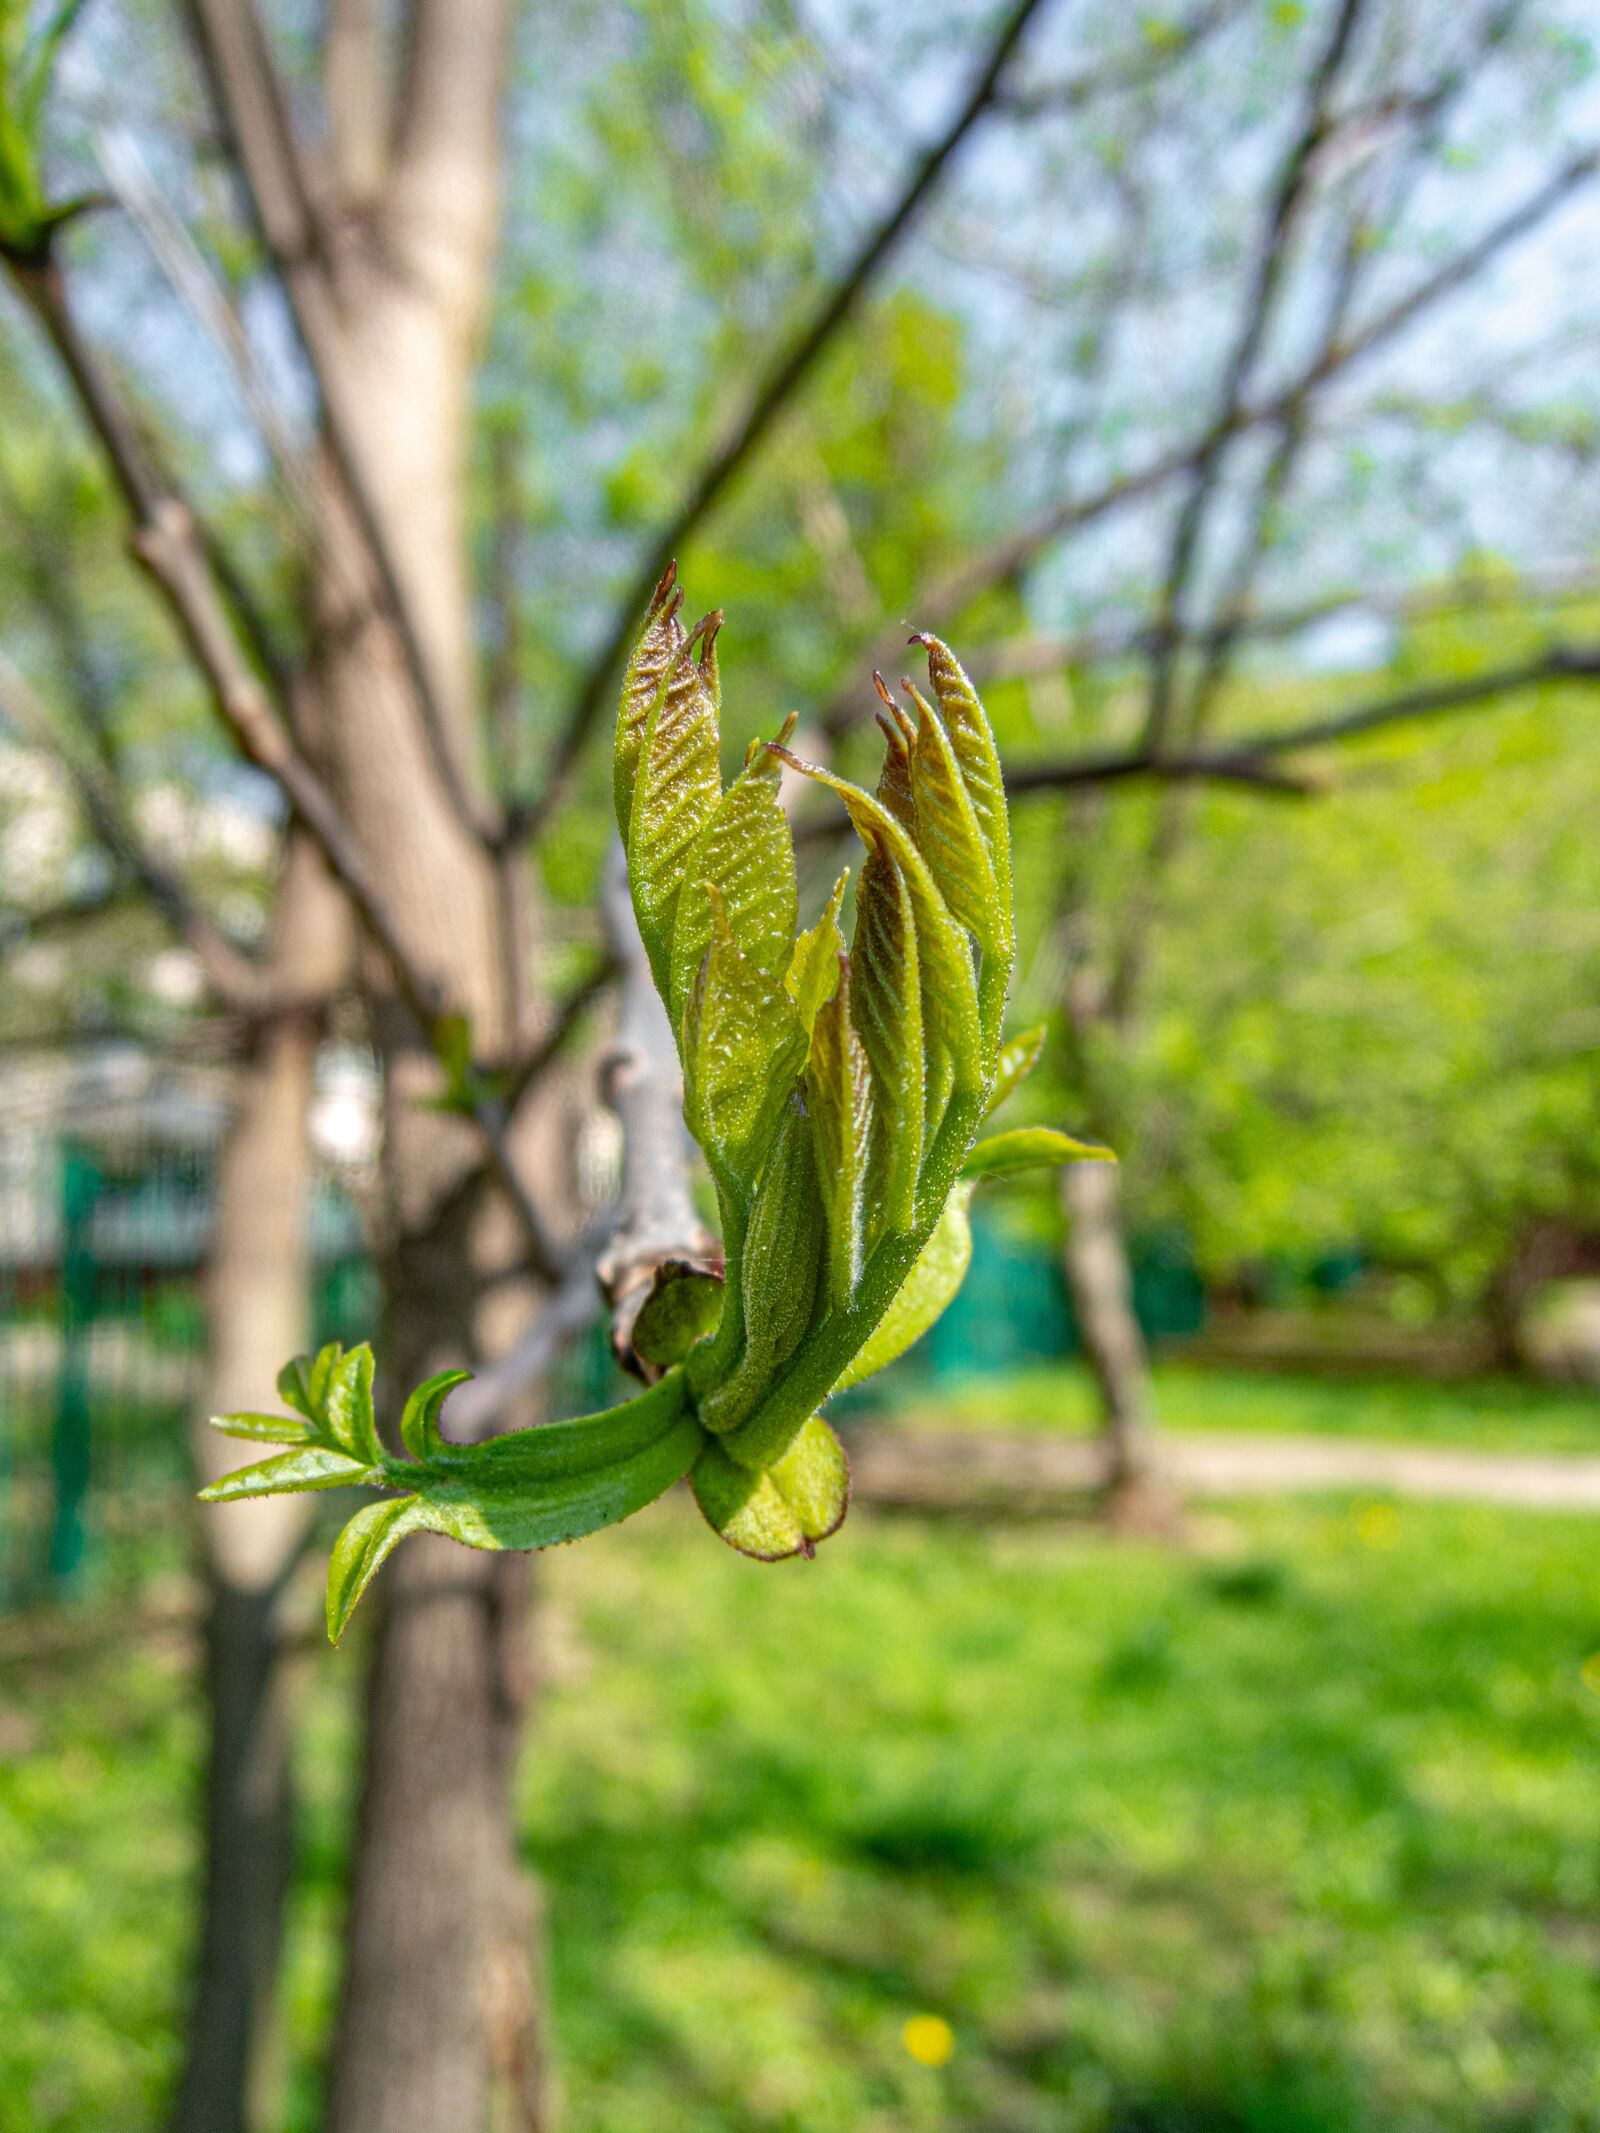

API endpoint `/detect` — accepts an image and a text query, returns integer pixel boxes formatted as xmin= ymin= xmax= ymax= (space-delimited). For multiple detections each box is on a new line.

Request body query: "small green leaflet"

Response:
xmin=200 ymin=1444 xmax=380 ymax=1501
xmin=682 ymin=888 xmax=807 ymax=1203
xmin=399 ymin=1368 xmax=472 ymax=1462
xmin=786 ymin=869 xmax=848 ymax=1033
xmin=832 ymin=1181 xmax=976 ymax=1393
xmin=986 ymin=1023 xmax=1047 ymax=1116
xmin=626 ymin=629 xmax=723 ymax=997
xmin=327 ymin=1497 xmax=430 ymax=1644
xmin=962 ymin=1127 xmax=1113 ymax=1178
xmin=669 ymin=721 xmax=798 ymax=1026
xmin=691 ymin=1414 xmax=849 ymax=1561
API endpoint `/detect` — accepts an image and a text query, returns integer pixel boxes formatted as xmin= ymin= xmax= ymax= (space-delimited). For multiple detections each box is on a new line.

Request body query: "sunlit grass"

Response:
xmin=865 ymin=1359 xmax=1600 ymax=1455
xmin=5 ymin=1383 xmax=1600 ymax=2131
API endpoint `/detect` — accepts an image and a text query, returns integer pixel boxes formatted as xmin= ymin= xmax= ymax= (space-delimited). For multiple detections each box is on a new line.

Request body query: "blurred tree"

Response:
xmin=2 ymin=0 xmax=1599 ymax=2125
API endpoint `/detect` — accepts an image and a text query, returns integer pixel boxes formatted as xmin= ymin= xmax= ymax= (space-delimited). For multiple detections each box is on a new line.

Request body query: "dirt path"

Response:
xmin=847 ymin=1428 xmax=1600 ymax=1515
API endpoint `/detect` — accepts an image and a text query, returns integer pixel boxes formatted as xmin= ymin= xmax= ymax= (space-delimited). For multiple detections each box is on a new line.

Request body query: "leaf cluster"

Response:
xmin=0 ymin=1 xmax=91 ymax=263
xmin=206 ymin=588 xmax=1107 ymax=1637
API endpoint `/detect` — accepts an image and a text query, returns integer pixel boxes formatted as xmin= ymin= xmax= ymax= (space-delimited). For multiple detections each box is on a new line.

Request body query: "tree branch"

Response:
xmin=181 ymin=0 xmax=502 ymax=850
xmin=816 ymin=142 xmax=1600 ymax=738
xmin=0 ymin=650 xmax=271 ymax=1010
xmin=994 ymin=0 xmax=1245 ymax=119
xmin=1004 ymin=642 xmax=1600 ymax=798
xmin=964 ymin=562 xmax=1600 ymax=685
xmin=8 ymin=248 xmax=564 ymax=1280
xmin=1133 ymin=0 xmax=1371 ymax=756
xmin=510 ymin=0 xmax=1057 ymax=841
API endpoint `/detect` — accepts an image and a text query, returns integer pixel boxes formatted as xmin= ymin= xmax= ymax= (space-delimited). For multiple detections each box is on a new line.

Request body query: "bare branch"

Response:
xmin=1005 ymin=642 xmax=1600 ymax=798
xmin=181 ymin=0 xmax=502 ymax=850
xmin=0 ymin=650 xmax=270 ymax=1009
xmin=995 ymin=0 xmax=1245 ymax=119
xmin=964 ymin=562 xmax=1600 ymax=685
xmin=817 ymin=142 xmax=1600 ymax=737
xmin=1136 ymin=0 xmax=1370 ymax=757
xmin=511 ymin=0 xmax=1058 ymax=841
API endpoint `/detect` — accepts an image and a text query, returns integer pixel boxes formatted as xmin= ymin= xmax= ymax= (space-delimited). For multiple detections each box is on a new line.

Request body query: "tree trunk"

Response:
xmin=1060 ymin=1156 xmax=1181 ymax=1534
xmin=294 ymin=14 xmax=555 ymax=2124
xmin=172 ymin=828 xmax=346 ymax=2133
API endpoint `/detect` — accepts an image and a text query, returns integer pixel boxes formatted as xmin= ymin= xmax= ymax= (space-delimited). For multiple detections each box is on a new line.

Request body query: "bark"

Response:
xmin=1060 ymin=1156 xmax=1182 ymax=1534
xmin=278 ymin=11 xmax=555 ymax=2126
xmin=173 ymin=828 xmax=347 ymax=2133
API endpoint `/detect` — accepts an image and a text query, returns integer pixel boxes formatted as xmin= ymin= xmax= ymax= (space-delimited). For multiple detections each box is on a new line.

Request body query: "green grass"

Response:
xmin=7 ymin=1471 xmax=1600 ymax=2129
xmin=865 ymin=1359 xmax=1600 ymax=1454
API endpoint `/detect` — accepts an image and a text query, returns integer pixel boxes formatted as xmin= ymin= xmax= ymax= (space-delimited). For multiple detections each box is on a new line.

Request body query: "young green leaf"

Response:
xmin=691 ymin=1413 xmax=849 ymax=1561
xmin=769 ymin=744 xmax=982 ymax=1163
xmin=399 ymin=1367 xmax=472 ymax=1462
xmin=904 ymin=678 xmax=1008 ymax=964
xmin=669 ymin=721 xmax=798 ymax=1025
xmin=831 ymin=1180 xmax=976 ymax=1393
xmin=276 ymin=1354 xmax=319 ymax=1421
xmin=910 ymin=632 xmax=1012 ymax=924
xmin=327 ymin=1496 xmax=431 ymax=1644
xmin=699 ymin=1093 xmax=824 ymax=1436
xmin=682 ymin=887 xmax=807 ymax=1203
xmin=805 ymin=954 xmax=871 ymax=1308
xmin=786 ymin=868 xmax=848 ymax=1033
xmin=324 ymin=1343 xmax=383 ymax=1464
xmin=852 ymin=836 xmax=924 ymax=1234
xmin=308 ymin=1340 xmax=342 ymax=1415
xmin=962 ymin=1127 xmax=1113 ymax=1178
xmin=626 ymin=626 xmax=723 ymax=996
xmin=199 ymin=1444 xmax=380 ymax=1502
xmin=409 ymin=1383 xmax=704 ymax=1553
xmin=629 ymin=1260 xmax=726 ymax=1370
xmin=209 ymin=1411 xmax=315 ymax=1445
xmin=614 ymin=563 xmax=685 ymax=830
xmin=986 ymin=1023 xmax=1048 ymax=1116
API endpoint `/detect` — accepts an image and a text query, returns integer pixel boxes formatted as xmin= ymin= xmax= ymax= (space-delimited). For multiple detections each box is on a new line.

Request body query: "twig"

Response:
xmin=1004 ymin=642 xmax=1600 ymax=797
xmin=816 ymin=143 xmax=1600 ymax=737
xmin=7 ymin=249 xmax=563 ymax=1280
xmin=1135 ymin=0 xmax=1371 ymax=757
xmin=994 ymin=0 xmax=1245 ymax=119
xmin=180 ymin=0 xmax=502 ymax=852
xmin=0 ymin=650 xmax=272 ymax=1010
xmin=962 ymin=561 xmax=1600 ymax=684
xmin=508 ymin=0 xmax=1058 ymax=841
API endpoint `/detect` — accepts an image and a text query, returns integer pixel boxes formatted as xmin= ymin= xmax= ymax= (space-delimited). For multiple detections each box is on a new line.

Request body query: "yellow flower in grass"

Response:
xmin=1355 ymin=1503 xmax=1399 ymax=1549
xmin=902 ymin=2014 xmax=955 ymax=2067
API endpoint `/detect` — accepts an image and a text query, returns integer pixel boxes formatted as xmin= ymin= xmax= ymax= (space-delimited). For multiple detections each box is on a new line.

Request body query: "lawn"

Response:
xmin=863 ymin=1359 xmax=1600 ymax=1455
xmin=3 ymin=1376 xmax=1600 ymax=2131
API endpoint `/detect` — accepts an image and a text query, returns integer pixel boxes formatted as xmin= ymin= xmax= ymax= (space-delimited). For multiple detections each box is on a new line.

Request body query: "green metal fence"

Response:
xmin=0 ymin=1108 xmax=372 ymax=1612
xmin=0 ymin=1081 xmax=1207 ymax=1609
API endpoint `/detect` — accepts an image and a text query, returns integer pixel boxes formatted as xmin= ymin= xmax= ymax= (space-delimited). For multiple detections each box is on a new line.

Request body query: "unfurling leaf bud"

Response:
xmin=204 ymin=590 xmax=1113 ymax=1625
